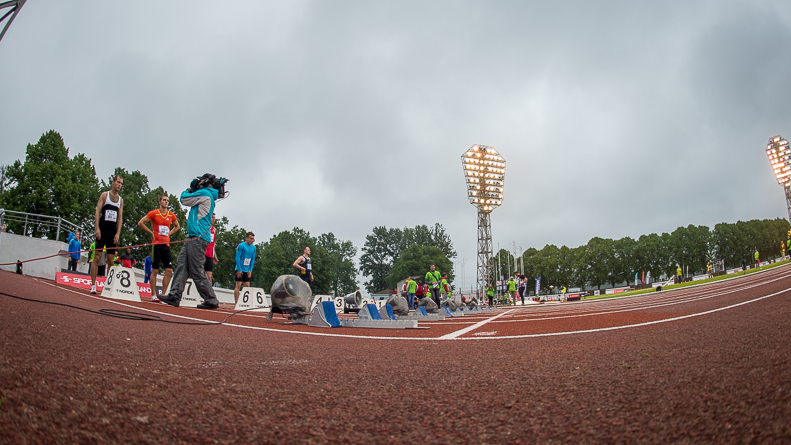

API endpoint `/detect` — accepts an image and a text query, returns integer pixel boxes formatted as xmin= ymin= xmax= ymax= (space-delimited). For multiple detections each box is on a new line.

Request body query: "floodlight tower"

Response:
xmin=0 ymin=0 xmax=26 ymax=44
xmin=461 ymin=144 xmax=505 ymax=297
xmin=765 ymin=135 xmax=791 ymax=222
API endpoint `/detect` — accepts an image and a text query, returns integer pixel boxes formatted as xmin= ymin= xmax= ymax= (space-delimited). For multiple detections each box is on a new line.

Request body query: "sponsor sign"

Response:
xmin=56 ymin=271 xmax=152 ymax=298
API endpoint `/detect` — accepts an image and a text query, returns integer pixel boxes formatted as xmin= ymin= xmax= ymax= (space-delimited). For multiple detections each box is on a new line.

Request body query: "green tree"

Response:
xmin=612 ymin=237 xmax=636 ymax=286
xmin=1 ymin=130 xmax=100 ymax=239
xmin=634 ymin=233 xmax=669 ymax=280
xmin=360 ymin=223 xmax=456 ymax=293
xmin=105 ymin=168 xmax=186 ymax=263
xmin=491 ymin=248 xmax=515 ymax=283
xmin=520 ymin=247 xmax=540 ymax=291
xmin=360 ymin=226 xmax=402 ymax=293
xmin=386 ymin=245 xmax=452 ymax=290
xmin=254 ymin=228 xmax=358 ymax=296
xmin=256 ymin=228 xmax=314 ymax=292
xmin=316 ymin=232 xmax=358 ymax=296
xmin=580 ymin=237 xmax=614 ymax=289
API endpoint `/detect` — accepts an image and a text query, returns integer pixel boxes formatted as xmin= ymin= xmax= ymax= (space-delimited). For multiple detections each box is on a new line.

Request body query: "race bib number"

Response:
xmin=243 ymin=258 xmax=251 ymax=266
xmin=104 ymin=209 xmax=118 ymax=222
xmin=158 ymin=225 xmax=169 ymax=236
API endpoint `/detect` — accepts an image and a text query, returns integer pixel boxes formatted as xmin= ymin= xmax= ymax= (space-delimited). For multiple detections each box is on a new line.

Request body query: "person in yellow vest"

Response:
xmin=406 ymin=277 xmax=417 ymax=309
xmin=782 ymin=241 xmax=786 ymax=261
xmin=676 ymin=265 xmax=682 ymax=284
xmin=440 ymin=274 xmax=450 ymax=301
xmin=506 ymin=276 xmax=517 ymax=305
xmin=561 ymin=285 xmax=567 ymax=302
xmin=486 ymin=283 xmax=495 ymax=306
xmin=754 ymin=248 xmax=760 ymax=268
xmin=707 ymin=262 xmax=713 ymax=279
xmin=425 ymin=264 xmax=441 ymax=308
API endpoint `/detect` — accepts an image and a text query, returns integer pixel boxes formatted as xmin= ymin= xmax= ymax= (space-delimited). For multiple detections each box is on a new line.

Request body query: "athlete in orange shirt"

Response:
xmin=137 ymin=194 xmax=180 ymax=299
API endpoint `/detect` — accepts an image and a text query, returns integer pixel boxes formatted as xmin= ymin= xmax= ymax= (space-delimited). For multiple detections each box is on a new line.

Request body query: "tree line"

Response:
xmin=0 ymin=130 xmax=457 ymax=296
xmin=492 ymin=219 xmax=790 ymax=294
xmin=0 ymin=131 xmax=351 ymax=294
xmin=2 ymin=130 xmax=787 ymax=296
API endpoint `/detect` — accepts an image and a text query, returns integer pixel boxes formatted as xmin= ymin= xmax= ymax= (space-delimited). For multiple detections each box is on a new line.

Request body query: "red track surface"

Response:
xmin=1 ymin=265 xmax=790 ymax=443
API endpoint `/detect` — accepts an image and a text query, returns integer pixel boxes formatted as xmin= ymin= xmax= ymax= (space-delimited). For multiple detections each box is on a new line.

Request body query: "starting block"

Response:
xmin=400 ymin=305 xmax=445 ymax=321
xmin=308 ymin=301 xmax=342 ymax=328
xmin=302 ymin=302 xmax=419 ymax=329
xmin=341 ymin=304 xmax=418 ymax=329
xmin=443 ymin=307 xmax=457 ymax=317
xmin=378 ymin=304 xmax=397 ymax=320
xmin=102 ymin=266 xmax=141 ymax=302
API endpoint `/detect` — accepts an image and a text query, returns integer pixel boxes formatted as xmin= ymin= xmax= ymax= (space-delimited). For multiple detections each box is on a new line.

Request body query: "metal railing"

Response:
xmin=0 ymin=208 xmax=86 ymax=242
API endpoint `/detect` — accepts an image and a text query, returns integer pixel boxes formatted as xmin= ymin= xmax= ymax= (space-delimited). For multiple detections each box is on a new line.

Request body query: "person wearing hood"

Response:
xmin=159 ymin=175 xmax=221 ymax=310
xmin=67 ymin=231 xmax=81 ymax=272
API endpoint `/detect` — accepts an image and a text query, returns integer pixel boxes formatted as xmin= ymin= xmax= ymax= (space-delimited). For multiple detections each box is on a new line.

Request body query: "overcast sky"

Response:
xmin=2 ymin=1 xmax=791 ymax=290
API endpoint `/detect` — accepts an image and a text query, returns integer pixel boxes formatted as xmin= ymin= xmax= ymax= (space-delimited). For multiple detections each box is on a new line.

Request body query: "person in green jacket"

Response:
xmin=754 ymin=248 xmax=760 ymax=267
xmin=676 ymin=265 xmax=682 ymax=284
xmin=406 ymin=277 xmax=417 ymax=309
xmin=425 ymin=264 xmax=441 ymax=308
xmin=440 ymin=274 xmax=450 ymax=301
xmin=486 ymin=283 xmax=495 ymax=306
xmin=506 ymin=276 xmax=517 ymax=305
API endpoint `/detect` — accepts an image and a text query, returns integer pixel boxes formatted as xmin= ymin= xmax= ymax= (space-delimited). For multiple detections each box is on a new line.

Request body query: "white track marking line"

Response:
xmin=33 ymin=279 xmax=791 ymax=341
xmin=458 ymin=287 xmax=791 ymax=340
xmin=438 ymin=309 xmax=515 ymax=339
xmin=496 ymin=273 xmax=791 ymax=323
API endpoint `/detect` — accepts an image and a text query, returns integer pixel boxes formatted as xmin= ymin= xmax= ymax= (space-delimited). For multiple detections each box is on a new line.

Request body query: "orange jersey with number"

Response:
xmin=147 ymin=209 xmax=177 ymax=245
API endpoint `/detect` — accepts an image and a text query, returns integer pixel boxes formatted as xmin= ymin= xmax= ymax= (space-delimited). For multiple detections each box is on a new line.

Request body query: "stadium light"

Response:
xmin=0 ymin=0 xmax=26 ymax=44
xmin=462 ymin=144 xmax=506 ymax=213
xmin=765 ymin=135 xmax=791 ymax=222
xmin=461 ymin=144 xmax=506 ymax=298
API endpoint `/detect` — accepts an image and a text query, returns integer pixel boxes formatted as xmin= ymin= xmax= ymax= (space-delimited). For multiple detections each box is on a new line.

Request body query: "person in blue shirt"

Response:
xmin=234 ymin=231 xmax=256 ymax=303
xmin=160 ymin=174 xmax=223 ymax=310
xmin=67 ymin=231 xmax=81 ymax=272
xmin=144 ymin=254 xmax=152 ymax=283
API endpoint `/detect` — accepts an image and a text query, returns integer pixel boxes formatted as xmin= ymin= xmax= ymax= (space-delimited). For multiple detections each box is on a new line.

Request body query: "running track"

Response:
xmin=1 ymin=265 xmax=789 ymax=443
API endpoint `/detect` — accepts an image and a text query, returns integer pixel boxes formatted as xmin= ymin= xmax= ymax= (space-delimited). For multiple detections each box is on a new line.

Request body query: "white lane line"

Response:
xmin=438 ymin=309 xmax=515 ymax=339
xmin=34 ymin=279 xmax=790 ymax=341
xmin=455 ymin=287 xmax=791 ymax=340
xmin=495 ymin=274 xmax=791 ymax=324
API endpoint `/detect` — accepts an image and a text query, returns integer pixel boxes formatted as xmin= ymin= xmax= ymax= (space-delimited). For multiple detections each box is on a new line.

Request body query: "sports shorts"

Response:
xmin=152 ymin=244 xmax=173 ymax=269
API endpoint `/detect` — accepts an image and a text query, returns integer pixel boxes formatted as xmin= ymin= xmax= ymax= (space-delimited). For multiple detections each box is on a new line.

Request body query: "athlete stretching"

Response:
xmin=91 ymin=175 xmax=124 ymax=294
xmin=137 ymin=194 xmax=180 ymax=300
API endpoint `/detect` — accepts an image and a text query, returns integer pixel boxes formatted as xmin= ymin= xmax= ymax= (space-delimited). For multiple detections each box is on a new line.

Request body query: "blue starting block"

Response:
xmin=308 ymin=301 xmax=342 ymax=328
xmin=341 ymin=303 xmax=418 ymax=329
xmin=399 ymin=305 xmax=445 ymax=321
xmin=378 ymin=304 xmax=397 ymax=320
